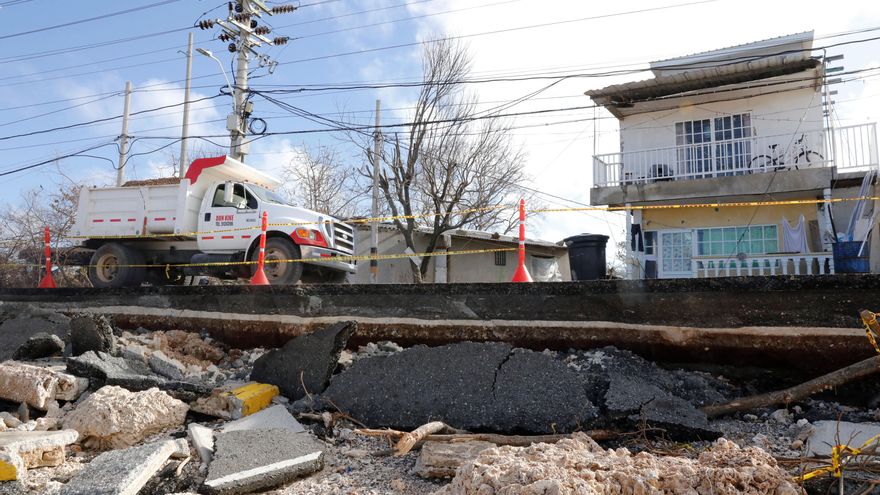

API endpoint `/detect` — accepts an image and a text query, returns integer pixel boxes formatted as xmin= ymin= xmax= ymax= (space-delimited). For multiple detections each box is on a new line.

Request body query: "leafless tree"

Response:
xmin=279 ymin=145 xmax=363 ymax=218
xmin=357 ymin=38 xmax=532 ymax=282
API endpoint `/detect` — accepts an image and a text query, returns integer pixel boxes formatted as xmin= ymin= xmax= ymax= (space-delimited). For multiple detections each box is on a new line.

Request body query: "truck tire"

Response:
xmin=88 ymin=243 xmax=146 ymax=288
xmin=252 ymin=238 xmax=303 ymax=285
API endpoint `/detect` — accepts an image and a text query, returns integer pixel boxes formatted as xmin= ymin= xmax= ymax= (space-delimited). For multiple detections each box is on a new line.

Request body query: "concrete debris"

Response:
xmin=187 ymin=423 xmax=214 ymax=465
xmin=250 ymin=321 xmax=355 ymax=401
xmin=321 ymin=342 xmax=597 ymax=434
xmin=190 ymin=382 xmax=277 ymax=420
xmin=413 ymin=441 xmax=494 ymax=479
xmin=435 ymin=433 xmax=803 ymax=495
xmin=0 ymin=430 xmax=79 ymax=481
xmin=203 ymin=429 xmax=324 ymax=495
xmin=62 ymin=385 xmax=188 ymax=450
xmin=59 ymin=439 xmax=176 ymax=495
xmin=0 ymin=307 xmax=69 ymax=363
xmin=221 ymin=404 xmax=305 ymax=434
xmin=807 ymin=420 xmax=880 ymax=457
xmin=68 ymin=315 xmax=115 ymax=357
xmin=148 ymin=350 xmax=188 ymax=380
xmin=66 ymin=351 xmax=163 ymax=390
xmin=0 ymin=362 xmax=87 ymax=410
xmin=13 ymin=332 xmax=64 ymax=360
xmin=171 ymin=438 xmax=190 ymax=459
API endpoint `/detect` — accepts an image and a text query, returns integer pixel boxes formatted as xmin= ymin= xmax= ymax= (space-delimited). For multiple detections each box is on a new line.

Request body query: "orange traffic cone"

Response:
xmin=38 ymin=226 xmax=57 ymax=288
xmin=250 ymin=212 xmax=270 ymax=286
xmin=511 ymin=199 xmax=532 ymax=283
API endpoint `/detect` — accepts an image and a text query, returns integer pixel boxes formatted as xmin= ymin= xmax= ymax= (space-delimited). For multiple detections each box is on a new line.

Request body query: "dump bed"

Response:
xmin=71 ymin=180 xmax=202 ymax=239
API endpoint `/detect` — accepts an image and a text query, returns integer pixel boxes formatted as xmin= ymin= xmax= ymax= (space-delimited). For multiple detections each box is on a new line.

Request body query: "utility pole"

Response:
xmin=370 ymin=100 xmax=381 ymax=284
xmin=198 ymin=0 xmax=294 ymax=163
xmin=179 ymin=32 xmax=193 ymax=178
xmin=116 ymin=81 xmax=132 ymax=187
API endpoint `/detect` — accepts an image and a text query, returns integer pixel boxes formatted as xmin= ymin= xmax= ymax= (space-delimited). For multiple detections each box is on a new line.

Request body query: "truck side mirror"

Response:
xmin=223 ymin=181 xmax=234 ymax=204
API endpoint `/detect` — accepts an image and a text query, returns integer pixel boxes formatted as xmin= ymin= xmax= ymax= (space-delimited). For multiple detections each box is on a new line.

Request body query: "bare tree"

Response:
xmin=359 ymin=39 xmax=531 ymax=282
xmin=280 ymin=145 xmax=362 ymax=218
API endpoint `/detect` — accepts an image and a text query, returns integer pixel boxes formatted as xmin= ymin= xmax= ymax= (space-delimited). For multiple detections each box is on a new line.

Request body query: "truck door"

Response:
xmin=198 ymin=182 xmax=261 ymax=253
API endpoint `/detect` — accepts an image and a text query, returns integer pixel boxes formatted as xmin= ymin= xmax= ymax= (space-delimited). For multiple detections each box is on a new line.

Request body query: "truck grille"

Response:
xmin=333 ymin=221 xmax=355 ymax=255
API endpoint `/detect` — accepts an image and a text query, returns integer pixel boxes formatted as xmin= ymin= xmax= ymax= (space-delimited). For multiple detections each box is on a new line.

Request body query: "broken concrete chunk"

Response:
xmin=250 ymin=321 xmax=355 ymax=401
xmin=204 ymin=429 xmax=324 ymax=495
xmin=187 ymin=423 xmax=214 ymax=465
xmin=0 ymin=362 xmax=86 ymax=410
xmin=13 ymin=332 xmax=64 ymax=360
xmin=434 ymin=434 xmax=802 ymax=495
xmin=190 ymin=382 xmax=278 ymax=420
xmin=62 ymin=386 xmax=188 ymax=450
xmin=807 ymin=420 xmax=880 ymax=457
xmin=66 ymin=351 xmax=163 ymax=391
xmin=59 ymin=440 xmax=176 ymax=495
xmin=0 ymin=430 xmax=79 ymax=481
xmin=414 ymin=441 xmax=494 ymax=479
xmin=0 ymin=307 xmax=69 ymax=363
xmin=171 ymin=438 xmax=190 ymax=459
xmin=636 ymin=395 xmax=721 ymax=441
xmin=148 ymin=350 xmax=187 ymax=380
xmin=221 ymin=405 xmax=304 ymax=434
xmin=69 ymin=315 xmax=115 ymax=357
xmin=0 ymin=450 xmax=24 ymax=482
xmin=322 ymin=342 xmax=597 ymax=433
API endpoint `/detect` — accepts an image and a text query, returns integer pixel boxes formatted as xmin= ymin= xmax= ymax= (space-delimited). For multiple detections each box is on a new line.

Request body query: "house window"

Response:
xmin=675 ymin=113 xmax=752 ymax=178
xmin=696 ymin=225 xmax=778 ymax=256
xmin=659 ymin=231 xmax=693 ymax=276
xmin=494 ymin=251 xmax=507 ymax=266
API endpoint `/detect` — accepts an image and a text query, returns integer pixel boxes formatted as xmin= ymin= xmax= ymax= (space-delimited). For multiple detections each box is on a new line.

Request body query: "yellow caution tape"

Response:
xmin=533 ymin=195 xmax=880 ymax=214
xmin=860 ymin=310 xmax=880 ymax=354
xmin=799 ymin=433 xmax=880 ymax=481
xmin=0 ymin=247 xmax=516 ymax=271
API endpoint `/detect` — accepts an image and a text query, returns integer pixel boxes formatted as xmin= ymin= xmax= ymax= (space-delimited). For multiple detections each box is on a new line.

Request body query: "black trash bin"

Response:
xmin=563 ymin=234 xmax=609 ymax=281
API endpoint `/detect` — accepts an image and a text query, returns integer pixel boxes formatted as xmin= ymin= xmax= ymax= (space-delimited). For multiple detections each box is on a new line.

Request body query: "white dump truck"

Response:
xmin=71 ymin=155 xmax=356 ymax=287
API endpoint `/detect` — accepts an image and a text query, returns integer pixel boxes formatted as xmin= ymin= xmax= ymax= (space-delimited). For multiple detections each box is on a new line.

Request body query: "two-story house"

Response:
xmin=587 ymin=32 xmax=879 ymax=279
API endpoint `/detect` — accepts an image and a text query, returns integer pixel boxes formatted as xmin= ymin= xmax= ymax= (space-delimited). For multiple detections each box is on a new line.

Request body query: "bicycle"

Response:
xmin=749 ymin=134 xmax=824 ymax=171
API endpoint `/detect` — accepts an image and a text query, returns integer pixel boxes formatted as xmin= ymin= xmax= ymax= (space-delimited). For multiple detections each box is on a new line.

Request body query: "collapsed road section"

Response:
xmin=2 ymin=275 xmax=880 ymax=371
xmin=2 ymin=306 xmax=880 ymax=494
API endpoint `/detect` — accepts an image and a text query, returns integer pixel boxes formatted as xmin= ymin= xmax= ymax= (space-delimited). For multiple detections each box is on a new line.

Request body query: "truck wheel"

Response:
xmin=252 ymin=238 xmax=303 ymax=285
xmin=88 ymin=243 xmax=146 ymax=288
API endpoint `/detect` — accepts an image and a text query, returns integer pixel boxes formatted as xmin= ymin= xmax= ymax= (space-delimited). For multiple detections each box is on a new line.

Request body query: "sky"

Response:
xmin=2 ymin=0 xmax=880 ymax=250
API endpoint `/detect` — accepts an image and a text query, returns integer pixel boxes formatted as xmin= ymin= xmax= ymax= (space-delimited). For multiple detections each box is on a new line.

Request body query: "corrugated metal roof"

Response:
xmin=649 ymin=31 xmax=814 ymax=68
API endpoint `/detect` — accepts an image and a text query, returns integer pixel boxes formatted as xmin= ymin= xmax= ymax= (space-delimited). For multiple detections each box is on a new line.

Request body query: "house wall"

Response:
xmin=349 ymin=228 xmax=571 ymax=283
xmin=620 ymin=79 xmax=824 ymax=155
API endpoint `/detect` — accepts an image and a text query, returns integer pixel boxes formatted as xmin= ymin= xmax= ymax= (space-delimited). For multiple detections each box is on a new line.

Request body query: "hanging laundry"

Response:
xmin=782 ymin=215 xmax=809 ymax=253
xmin=630 ymin=224 xmax=644 ymax=252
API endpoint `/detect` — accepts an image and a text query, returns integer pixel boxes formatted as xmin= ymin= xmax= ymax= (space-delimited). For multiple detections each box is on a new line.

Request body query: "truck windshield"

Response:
xmin=247 ymin=184 xmax=293 ymax=206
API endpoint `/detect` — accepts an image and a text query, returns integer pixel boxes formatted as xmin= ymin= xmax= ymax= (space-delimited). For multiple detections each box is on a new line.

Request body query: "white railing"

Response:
xmin=832 ymin=123 xmax=879 ymax=173
xmin=593 ymin=122 xmax=879 ymax=187
xmin=693 ymin=253 xmax=834 ymax=278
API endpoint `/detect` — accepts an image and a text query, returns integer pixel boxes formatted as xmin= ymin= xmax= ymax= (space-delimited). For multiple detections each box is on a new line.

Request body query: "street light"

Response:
xmin=196 ymin=48 xmax=233 ymax=97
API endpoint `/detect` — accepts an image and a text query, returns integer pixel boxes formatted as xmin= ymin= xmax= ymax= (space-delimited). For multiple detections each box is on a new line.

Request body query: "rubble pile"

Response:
xmin=0 ymin=310 xmax=879 ymax=494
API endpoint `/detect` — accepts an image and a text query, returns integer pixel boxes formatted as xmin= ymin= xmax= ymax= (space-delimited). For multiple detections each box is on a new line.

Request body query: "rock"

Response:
xmin=0 ymin=414 xmax=21 ymax=429
xmin=62 ymin=386 xmax=188 ymax=450
xmin=770 ymin=408 xmax=792 ymax=424
xmin=637 ymin=395 xmax=721 ymax=440
xmin=435 ymin=434 xmax=803 ymax=495
xmin=0 ymin=307 xmax=69 ymax=362
xmin=744 ymin=414 xmax=759 ymax=421
xmin=0 ymin=430 xmax=79 ymax=480
xmin=807 ymin=420 xmax=880 ymax=457
xmin=69 ymin=315 xmax=115 ymax=356
xmin=187 ymin=423 xmax=214 ymax=465
xmin=0 ymin=361 xmax=87 ymax=410
xmin=221 ymin=405 xmax=304 ymax=434
xmin=120 ymin=343 xmax=149 ymax=364
xmin=322 ymin=342 xmax=597 ymax=433
xmin=66 ymin=351 xmax=163 ymax=391
xmin=250 ymin=321 xmax=356 ymax=401
xmin=171 ymin=438 xmax=190 ymax=459
xmin=203 ymin=429 xmax=324 ymax=495
xmin=59 ymin=440 xmax=176 ymax=495
xmin=414 ymin=441 xmax=494 ymax=478
xmin=13 ymin=333 xmax=64 ymax=360
xmin=149 ymin=350 xmax=188 ymax=380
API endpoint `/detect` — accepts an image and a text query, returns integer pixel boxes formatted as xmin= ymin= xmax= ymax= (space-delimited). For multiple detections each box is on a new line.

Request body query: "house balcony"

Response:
xmin=591 ymin=123 xmax=878 ymax=205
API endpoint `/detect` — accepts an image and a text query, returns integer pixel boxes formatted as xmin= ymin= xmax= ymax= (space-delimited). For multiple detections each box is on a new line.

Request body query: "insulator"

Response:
xmin=228 ymin=43 xmax=237 ymax=53
xmin=250 ymin=20 xmax=258 ymax=29
xmin=272 ymin=36 xmax=289 ymax=46
xmin=234 ymin=2 xmax=243 ymax=13
xmin=218 ymin=32 xmax=233 ymax=42
xmin=233 ymin=12 xmax=251 ymax=22
xmin=254 ymin=26 xmax=270 ymax=35
xmin=198 ymin=19 xmax=214 ymax=30
xmin=271 ymin=4 xmax=296 ymax=14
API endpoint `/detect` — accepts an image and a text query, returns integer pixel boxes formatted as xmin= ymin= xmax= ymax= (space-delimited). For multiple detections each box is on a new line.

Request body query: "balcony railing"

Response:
xmin=593 ymin=123 xmax=878 ymax=188
xmin=693 ymin=253 xmax=834 ymax=278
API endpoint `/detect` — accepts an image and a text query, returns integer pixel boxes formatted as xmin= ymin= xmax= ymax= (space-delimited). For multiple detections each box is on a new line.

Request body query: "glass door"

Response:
xmin=658 ymin=230 xmax=694 ymax=278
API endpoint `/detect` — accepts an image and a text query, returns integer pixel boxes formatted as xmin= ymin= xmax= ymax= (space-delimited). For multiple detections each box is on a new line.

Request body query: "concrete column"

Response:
xmin=624 ymin=204 xmax=633 ymax=279
xmin=871 ymin=183 xmax=880 ymax=274
xmin=817 ymin=188 xmax=835 ymax=252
